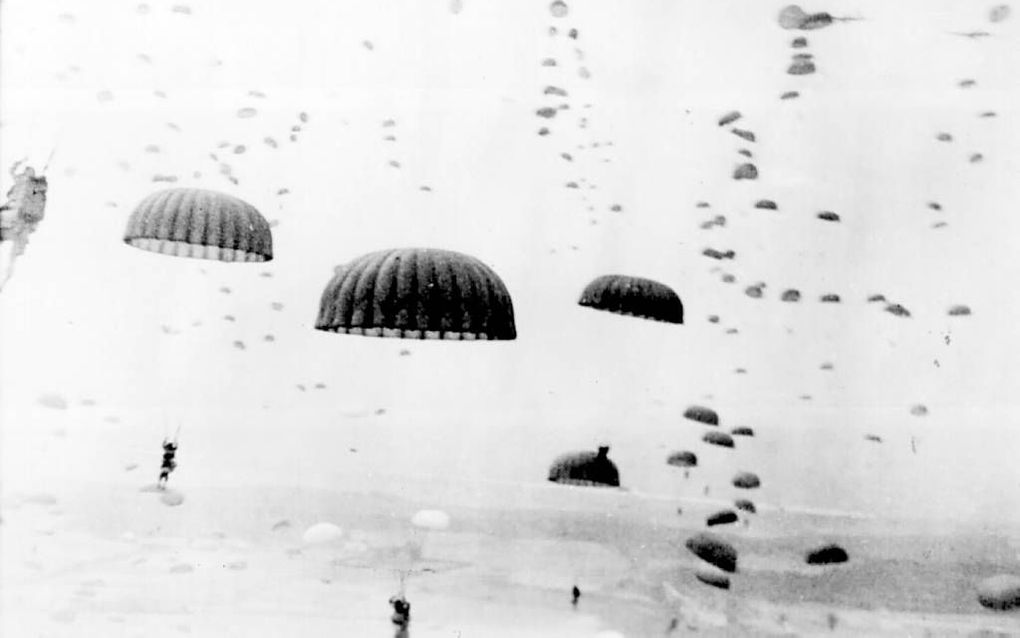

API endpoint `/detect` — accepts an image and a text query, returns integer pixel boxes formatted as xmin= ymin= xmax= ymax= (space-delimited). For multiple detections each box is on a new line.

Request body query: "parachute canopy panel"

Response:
xmin=548 ymin=446 xmax=620 ymax=488
xmin=578 ymin=274 xmax=683 ymax=324
xmin=315 ymin=248 xmax=516 ymax=340
xmin=124 ymin=188 xmax=273 ymax=262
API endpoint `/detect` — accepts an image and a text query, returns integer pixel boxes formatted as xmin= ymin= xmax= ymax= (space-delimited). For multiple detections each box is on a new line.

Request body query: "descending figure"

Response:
xmin=158 ymin=438 xmax=178 ymax=489
xmin=0 ymin=161 xmax=48 ymax=292
xmin=571 ymin=585 xmax=581 ymax=607
xmin=389 ymin=594 xmax=411 ymax=627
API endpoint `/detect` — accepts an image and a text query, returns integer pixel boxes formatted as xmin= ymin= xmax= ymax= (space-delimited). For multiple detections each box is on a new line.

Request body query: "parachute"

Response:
xmin=885 ymin=303 xmax=911 ymax=317
xmin=123 ymin=188 xmax=273 ymax=262
xmin=734 ymin=498 xmax=756 ymax=514
xmin=977 ymin=574 xmax=1020 ymax=611
xmin=703 ymin=431 xmax=735 ymax=448
xmin=733 ymin=163 xmax=758 ymax=180
xmin=730 ymin=426 xmax=754 ymax=437
xmin=732 ymin=471 xmax=760 ymax=489
xmin=695 ymin=570 xmax=731 ymax=590
xmin=411 ymin=509 xmax=450 ymax=531
xmin=820 ymin=294 xmax=840 ymax=303
xmin=867 ymin=294 xmax=886 ymax=303
xmin=685 ymin=532 xmax=738 ymax=573
xmin=788 ymin=59 xmax=816 ymax=75
xmin=990 ymin=5 xmax=1012 ymax=23
xmin=548 ymin=446 xmax=620 ymax=487
xmin=779 ymin=5 xmax=834 ymax=30
xmin=578 ymin=275 xmax=683 ymax=324
xmin=805 ymin=543 xmax=849 ymax=565
xmin=948 ymin=304 xmax=971 ymax=316
xmin=781 ymin=289 xmax=801 ymax=302
xmin=817 ymin=211 xmax=840 ymax=222
xmin=549 ymin=1 xmax=568 ymax=18
xmin=0 ymin=162 xmax=49 ymax=291
xmin=683 ymin=405 xmax=719 ymax=426
xmin=315 ymin=248 xmax=516 ymax=340
xmin=302 ymin=522 xmax=344 ymax=545
xmin=666 ymin=451 xmax=698 ymax=468
xmin=755 ymin=199 xmax=778 ymax=210
xmin=718 ymin=111 xmax=741 ymax=127
xmin=706 ymin=509 xmax=738 ymax=527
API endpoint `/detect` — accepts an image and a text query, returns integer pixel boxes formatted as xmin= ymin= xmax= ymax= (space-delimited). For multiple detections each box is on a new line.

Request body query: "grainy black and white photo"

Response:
xmin=2 ymin=1 xmax=1020 ymax=635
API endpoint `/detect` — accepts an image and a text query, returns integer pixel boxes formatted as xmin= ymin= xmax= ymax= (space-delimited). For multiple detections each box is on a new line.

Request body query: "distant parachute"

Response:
xmin=734 ymin=499 xmax=756 ymax=514
xmin=316 ymin=248 xmax=516 ymax=340
xmin=730 ymin=426 xmax=754 ymax=437
xmin=718 ymin=111 xmax=741 ymax=127
xmin=685 ymin=532 xmax=738 ymax=573
xmin=731 ymin=128 xmax=755 ymax=142
xmin=867 ymin=294 xmax=886 ymax=303
xmin=123 ymin=189 xmax=273 ymax=262
xmin=411 ymin=509 xmax=450 ymax=530
xmin=820 ymin=294 xmax=840 ymax=303
xmin=781 ymin=289 xmax=801 ymax=302
xmin=745 ymin=284 xmax=764 ymax=299
xmin=0 ymin=162 xmax=49 ymax=291
xmin=732 ymin=471 xmax=760 ymax=489
xmin=910 ymin=404 xmax=928 ymax=417
xmin=684 ymin=405 xmax=719 ymax=426
xmin=666 ymin=451 xmax=698 ymax=468
xmin=695 ymin=570 xmax=730 ymax=589
xmin=706 ymin=509 xmax=738 ymax=527
xmin=977 ymin=574 xmax=1020 ymax=611
xmin=703 ymin=431 xmax=735 ymax=448
xmin=549 ymin=1 xmax=568 ymax=18
xmin=578 ymin=275 xmax=683 ymax=324
xmin=788 ymin=59 xmax=816 ymax=75
xmin=864 ymin=434 xmax=882 ymax=443
xmin=805 ymin=543 xmax=849 ymax=565
xmin=302 ymin=522 xmax=343 ymax=545
xmin=792 ymin=36 xmax=808 ymax=47
xmin=779 ymin=5 xmax=834 ymax=30
xmin=817 ymin=211 xmax=840 ymax=222
xmin=990 ymin=5 xmax=1012 ymax=23
xmin=755 ymin=199 xmax=778 ymax=210
xmin=885 ymin=303 xmax=911 ymax=317
xmin=548 ymin=446 xmax=620 ymax=487
xmin=948 ymin=304 xmax=971 ymax=316
xmin=37 ymin=393 xmax=68 ymax=410
xmin=733 ymin=163 xmax=758 ymax=180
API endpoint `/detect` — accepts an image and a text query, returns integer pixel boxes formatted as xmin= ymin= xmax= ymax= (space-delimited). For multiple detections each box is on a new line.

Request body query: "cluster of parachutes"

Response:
xmin=122 ymin=188 xmax=689 ymax=341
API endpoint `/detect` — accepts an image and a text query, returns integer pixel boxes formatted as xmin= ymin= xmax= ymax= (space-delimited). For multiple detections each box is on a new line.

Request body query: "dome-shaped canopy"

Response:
xmin=123 ymin=188 xmax=273 ymax=262
xmin=578 ymin=275 xmax=683 ymax=324
xmin=315 ymin=248 xmax=516 ymax=340
xmin=684 ymin=405 xmax=719 ymax=426
xmin=703 ymin=431 xmax=735 ymax=448
xmin=548 ymin=446 xmax=620 ymax=487
xmin=732 ymin=471 xmax=761 ymax=489
xmin=666 ymin=451 xmax=698 ymax=468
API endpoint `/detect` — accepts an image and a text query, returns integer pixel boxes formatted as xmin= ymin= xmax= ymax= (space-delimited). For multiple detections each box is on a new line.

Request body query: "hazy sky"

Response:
xmin=2 ymin=0 xmax=1019 ymax=527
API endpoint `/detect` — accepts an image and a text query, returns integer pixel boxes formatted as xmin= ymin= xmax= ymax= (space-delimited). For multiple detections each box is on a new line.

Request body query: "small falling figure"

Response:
xmin=389 ymin=594 xmax=411 ymax=627
xmin=157 ymin=438 xmax=179 ymax=489
xmin=233 ymin=340 xmax=246 ymax=350
xmin=571 ymin=585 xmax=581 ymax=607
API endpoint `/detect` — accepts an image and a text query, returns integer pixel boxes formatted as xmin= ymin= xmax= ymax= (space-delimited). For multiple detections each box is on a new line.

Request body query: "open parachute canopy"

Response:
xmin=123 ymin=188 xmax=273 ymax=262
xmin=578 ymin=274 xmax=683 ymax=324
xmin=686 ymin=532 xmax=738 ymax=573
xmin=548 ymin=446 xmax=620 ymax=488
xmin=732 ymin=471 xmax=761 ymax=489
xmin=684 ymin=405 xmax=719 ymax=426
xmin=666 ymin=450 xmax=698 ymax=468
xmin=703 ymin=431 xmax=735 ymax=448
xmin=315 ymin=248 xmax=516 ymax=340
